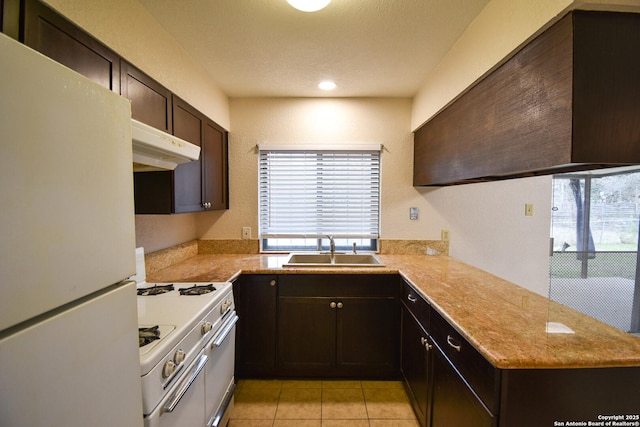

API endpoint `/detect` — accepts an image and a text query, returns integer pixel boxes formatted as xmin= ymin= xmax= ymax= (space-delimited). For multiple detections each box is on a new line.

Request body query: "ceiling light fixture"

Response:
xmin=287 ymin=0 xmax=331 ymax=12
xmin=318 ymin=80 xmax=336 ymax=91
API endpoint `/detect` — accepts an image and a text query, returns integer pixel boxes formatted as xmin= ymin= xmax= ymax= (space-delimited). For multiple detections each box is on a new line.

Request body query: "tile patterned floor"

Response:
xmin=229 ymin=379 xmax=419 ymax=427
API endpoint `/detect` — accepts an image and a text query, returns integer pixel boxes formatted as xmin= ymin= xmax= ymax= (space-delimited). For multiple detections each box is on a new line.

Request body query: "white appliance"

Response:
xmin=0 ymin=33 xmax=143 ymax=427
xmin=134 ymin=249 xmax=237 ymax=427
xmin=132 ymin=118 xmax=201 ymax=172
xmin=138 ymin=285 xmax=237 ymax=427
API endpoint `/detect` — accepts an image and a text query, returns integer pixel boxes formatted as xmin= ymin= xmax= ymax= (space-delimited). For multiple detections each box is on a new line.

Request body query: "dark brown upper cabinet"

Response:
xmin=413 ymin=11 xmax=640 ymax=186
xmin=203 ymin=119 xmax=229 ymax=210
xmin=133 ymin=96 xmax=229 ymax=214
xmin=120 ymin=61 xmax=172 ymax=134
xmin=22 ymin=0 xmax=120 ymax=92
xmin=14 ymin=0 xmax=228 ymax=214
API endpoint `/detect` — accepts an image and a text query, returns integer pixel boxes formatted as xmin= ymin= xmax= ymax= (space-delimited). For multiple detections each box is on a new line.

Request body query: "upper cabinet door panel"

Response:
xmin=203 ymin=120 xmax=229 ymax=210
xmin=121 ymin=61 xmax=172 ymax=133
xmin=23 ymin=0 xmax=120 ymax=92
xmin=172 ymin=96 xmax=204 ymax=213
xmin=571 ymin=11 xmax=640 ymax=163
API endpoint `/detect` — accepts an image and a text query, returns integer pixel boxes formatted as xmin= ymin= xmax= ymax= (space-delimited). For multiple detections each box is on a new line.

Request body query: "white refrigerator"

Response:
xmin=0 ymin=33 xmax=143 ymax=426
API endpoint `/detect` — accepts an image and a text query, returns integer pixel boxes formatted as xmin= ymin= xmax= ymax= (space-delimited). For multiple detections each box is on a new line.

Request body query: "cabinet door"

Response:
xmin=203 ymin=120 xmax=229 ymax=210
xmin=278 ymin=296 xmax=336 ymax=374
xmin=121 ymin=61 xmax=172 ymax=133
xmin=23 ymin=0 xmax=120 ymax=92
xmin=401 ymin=307 xmax=431 ymax=427
xmin=173 ymin=96 xmax=204 ymax=213
xmin=234 ymin=275 xmax=278 ymax=377
xmin=338 ymin=296 xmax=398 ymax=376
xmin=430 ymin=346 xmax=495 ymax=427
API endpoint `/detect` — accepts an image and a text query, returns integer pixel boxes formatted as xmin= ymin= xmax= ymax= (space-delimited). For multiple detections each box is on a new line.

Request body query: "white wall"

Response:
xmin=196 ymin=98 xmax=447 ymax=241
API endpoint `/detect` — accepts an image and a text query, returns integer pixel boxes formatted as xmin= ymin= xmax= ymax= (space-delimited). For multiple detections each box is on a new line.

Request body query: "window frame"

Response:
xmin=258 ymin=144 xmax=381 ymax=253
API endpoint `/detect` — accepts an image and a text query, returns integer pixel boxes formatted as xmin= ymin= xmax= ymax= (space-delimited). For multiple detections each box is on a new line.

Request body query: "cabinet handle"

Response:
xmin=407 ymin=294 xmax=417 ymax=303
xmin=269 ymin=280 xmax=276 ymax=286
xmin=447 ymin=335 xmax=461 ymax=352
xmin=420 ymin=337 xmax=433 ymax=352
xmin=337 ymin=302 xmax=343 ymax=309
xmin=330 ymin=302 xmax=337 ymax=309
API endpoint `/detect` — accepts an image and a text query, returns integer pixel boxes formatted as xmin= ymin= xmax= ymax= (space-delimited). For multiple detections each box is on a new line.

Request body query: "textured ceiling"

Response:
xmin=137 ymin=0 xmax=490 ymax=97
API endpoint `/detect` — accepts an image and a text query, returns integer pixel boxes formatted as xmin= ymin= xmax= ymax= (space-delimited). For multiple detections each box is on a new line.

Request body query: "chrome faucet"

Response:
xmin=327 ymin=235 xmax=335 ymax=263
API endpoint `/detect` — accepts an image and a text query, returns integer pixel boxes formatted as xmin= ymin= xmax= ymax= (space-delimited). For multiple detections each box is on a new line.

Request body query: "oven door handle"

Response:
xmin=207 ymin=382 xmax=237 ymax=427
xmin=163 ymin=354 xmax=208 ymax=413
xmin=211 ymin=313 xmax=239 ymax=348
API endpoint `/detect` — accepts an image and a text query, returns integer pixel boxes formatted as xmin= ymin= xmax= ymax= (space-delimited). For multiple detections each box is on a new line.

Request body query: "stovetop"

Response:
xmin=136 ymin=281 xmax=233 ymax=374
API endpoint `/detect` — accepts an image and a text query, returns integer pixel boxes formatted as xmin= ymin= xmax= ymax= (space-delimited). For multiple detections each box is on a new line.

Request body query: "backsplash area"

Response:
xmin=145 ymin=239 xmax=449 ymax=274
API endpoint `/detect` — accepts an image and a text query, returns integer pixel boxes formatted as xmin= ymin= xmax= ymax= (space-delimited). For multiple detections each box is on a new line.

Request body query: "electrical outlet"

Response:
xmin=242 ymin=227 xmax=251 ymax=239
xmin=525 ymin=203 xmax=534 ymax=216
xmin=441 ymin=229 xmax=450 ymax=241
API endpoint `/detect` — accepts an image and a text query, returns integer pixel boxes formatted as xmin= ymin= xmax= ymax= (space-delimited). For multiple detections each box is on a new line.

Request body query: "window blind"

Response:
xmin=259 ymin=148 xmax=380 ymax=239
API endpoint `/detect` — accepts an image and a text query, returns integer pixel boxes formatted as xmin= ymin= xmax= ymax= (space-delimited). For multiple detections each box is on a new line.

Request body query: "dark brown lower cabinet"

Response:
xmin=401 ymin=306 xmax=432 ymax=426
xmin=430 ymin=343 xmax=495 ymax=427
xmin=234 ymin=274 xmax=399 ymax=379
xmin=278 ymin=274 xmax=399 ymax=378
xmin=233 ymin=275 xmax=278 ymax=377
xmin=498 ymin=367 xmax=640 ymax=427
xmin=278 ymin=296 xmax=335 ymax=372
xmin=401 ymin=279 xmax=640 ymax=427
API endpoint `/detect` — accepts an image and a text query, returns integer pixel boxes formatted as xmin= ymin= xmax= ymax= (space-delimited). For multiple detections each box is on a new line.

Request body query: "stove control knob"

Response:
xmin=201 ymin=321 xmax=213 ymax=335
xmin=162 ymin=360 xmax=176 ymax=378
xmin=174 ymin=349 xmax=186 ymax=365
xmin=222 ymin=299 xmax=233 ymax=314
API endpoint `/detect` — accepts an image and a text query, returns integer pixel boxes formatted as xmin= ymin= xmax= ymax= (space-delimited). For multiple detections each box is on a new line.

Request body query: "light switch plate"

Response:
xmin=410 ymin=207 xmax=419 ymax=220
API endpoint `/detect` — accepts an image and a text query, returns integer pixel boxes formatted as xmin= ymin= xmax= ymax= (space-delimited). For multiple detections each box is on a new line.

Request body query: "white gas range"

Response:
xmin=135 ymin=249 xmax=237 ymax=427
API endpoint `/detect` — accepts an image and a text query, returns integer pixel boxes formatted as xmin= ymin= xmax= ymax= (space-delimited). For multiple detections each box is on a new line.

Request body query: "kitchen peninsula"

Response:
xmin=146 ymin=243 xmax=640 ymax=427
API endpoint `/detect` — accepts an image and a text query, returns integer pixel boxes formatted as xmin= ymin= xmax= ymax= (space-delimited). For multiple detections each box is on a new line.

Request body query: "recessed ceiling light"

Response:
xmin=287 ymin=0 xmax=331 ymax=12
xmin=318 ymin=80 xmax=336 ymax=91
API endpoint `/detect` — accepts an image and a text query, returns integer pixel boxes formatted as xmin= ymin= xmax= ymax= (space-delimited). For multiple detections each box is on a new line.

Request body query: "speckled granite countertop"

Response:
xmin=147 ymin=253 xmax=640 ymax=370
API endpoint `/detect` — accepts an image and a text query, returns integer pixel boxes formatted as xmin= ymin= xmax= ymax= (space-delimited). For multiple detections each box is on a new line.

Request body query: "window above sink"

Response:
xmin=258 ymin=144 xmax=381 ymax=253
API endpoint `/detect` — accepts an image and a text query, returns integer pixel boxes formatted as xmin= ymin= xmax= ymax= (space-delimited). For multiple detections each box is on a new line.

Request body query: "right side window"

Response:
xmin=549 ymin=168 xmax=640 ymax=334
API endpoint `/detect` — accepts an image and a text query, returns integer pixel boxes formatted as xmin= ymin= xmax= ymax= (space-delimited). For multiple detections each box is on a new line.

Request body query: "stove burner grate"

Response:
xmin=137 ymin=284 xmax=175 ymax=296
xmin=139 ymin=325 xmax=160 ymax=347
xmin=179 ymin=284 xmax=216 ymax=295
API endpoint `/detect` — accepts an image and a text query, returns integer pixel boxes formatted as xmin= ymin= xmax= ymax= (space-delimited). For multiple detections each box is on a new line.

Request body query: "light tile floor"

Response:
xmin=229 ymin=379 xmax=419 ymax=427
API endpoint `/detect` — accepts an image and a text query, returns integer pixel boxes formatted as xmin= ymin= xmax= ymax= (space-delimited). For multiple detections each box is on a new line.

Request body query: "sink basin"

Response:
xmin=333 ymin=254 xmax=383 ymax=265
xmin=283 ymin=253 xmax=384 ymax=267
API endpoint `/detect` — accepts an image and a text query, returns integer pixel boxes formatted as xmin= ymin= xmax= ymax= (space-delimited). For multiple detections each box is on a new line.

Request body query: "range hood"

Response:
xmin=131 ymin=118 xmax=200 ymax=171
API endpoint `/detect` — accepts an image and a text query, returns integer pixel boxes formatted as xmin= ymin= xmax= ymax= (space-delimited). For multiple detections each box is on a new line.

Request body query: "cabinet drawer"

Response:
xmin=431 ymin=310 xmax=499 ymax=414
xmin=279 ymin=274 xmax=398 ymax=297
xmin=401 ymin=280 xmax=429 ymax=330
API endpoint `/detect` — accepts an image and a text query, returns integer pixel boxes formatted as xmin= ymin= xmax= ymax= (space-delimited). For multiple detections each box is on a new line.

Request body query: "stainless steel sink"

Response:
xmin=283 ymin=252 xmax=384 ymax=267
